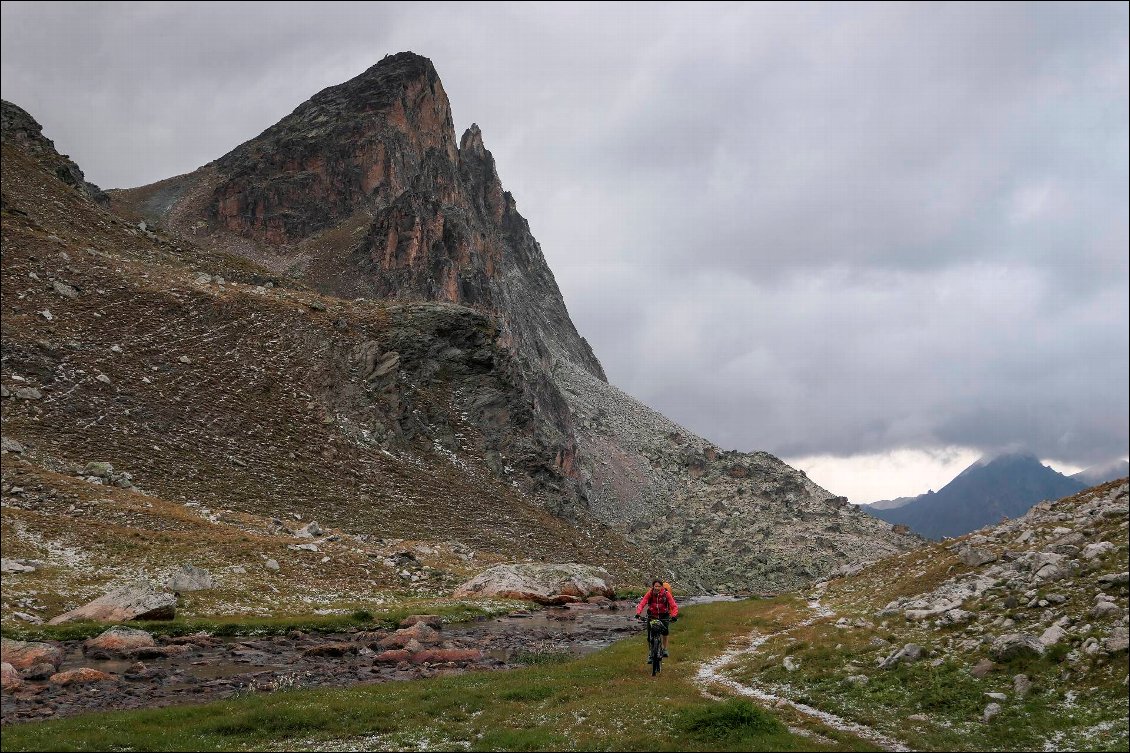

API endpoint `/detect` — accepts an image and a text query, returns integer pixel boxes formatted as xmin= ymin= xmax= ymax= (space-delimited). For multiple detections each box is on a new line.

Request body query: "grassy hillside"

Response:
xmin=723 ymin=481 xmax=1130 ymax=751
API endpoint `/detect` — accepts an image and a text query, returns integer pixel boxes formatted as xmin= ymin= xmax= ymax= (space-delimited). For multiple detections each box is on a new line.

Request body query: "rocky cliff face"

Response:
xmin=1 ymin=100 xmax=108 ymax=205
xmin=112 ymin=52 xmax=919 ymax=590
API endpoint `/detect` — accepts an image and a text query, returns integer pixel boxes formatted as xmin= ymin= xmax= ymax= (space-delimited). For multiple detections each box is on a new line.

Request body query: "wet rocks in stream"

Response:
xmin=0 ymin=601 xmax=638 ymax=724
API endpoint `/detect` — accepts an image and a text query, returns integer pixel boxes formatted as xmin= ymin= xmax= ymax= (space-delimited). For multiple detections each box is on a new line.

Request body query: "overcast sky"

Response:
xmin=3 ymin=2 xmax=1127 ymax=501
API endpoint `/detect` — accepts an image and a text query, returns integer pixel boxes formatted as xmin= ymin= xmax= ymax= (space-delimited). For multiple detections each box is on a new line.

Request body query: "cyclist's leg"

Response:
xmin=661 ymin=616 xmax=670 ymax=654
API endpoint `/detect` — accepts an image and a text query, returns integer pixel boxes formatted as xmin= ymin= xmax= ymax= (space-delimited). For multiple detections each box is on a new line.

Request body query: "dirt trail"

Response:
xmin=695 ymin=585 xmax=913 ymax=752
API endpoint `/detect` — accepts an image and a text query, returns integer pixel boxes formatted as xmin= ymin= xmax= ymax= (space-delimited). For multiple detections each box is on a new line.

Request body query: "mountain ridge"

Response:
xmin=863 ymin=452 xmax=1088 ymax=539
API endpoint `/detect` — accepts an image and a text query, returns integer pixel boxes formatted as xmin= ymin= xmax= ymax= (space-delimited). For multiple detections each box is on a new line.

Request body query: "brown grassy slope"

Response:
xmin=1 ymin=457 xmax=515 ymax=618
xmin=1 ymin=142 xmax=641 ymax=607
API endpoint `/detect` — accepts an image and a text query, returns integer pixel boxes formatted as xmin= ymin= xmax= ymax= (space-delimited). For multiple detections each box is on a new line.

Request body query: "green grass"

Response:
xmin=0 ymin=600 xmax=875 ymax=752
xmin=678 ymin=698 xmax=786 ymax=744
xmin=0 ymin=602 xmax=502 ymax=643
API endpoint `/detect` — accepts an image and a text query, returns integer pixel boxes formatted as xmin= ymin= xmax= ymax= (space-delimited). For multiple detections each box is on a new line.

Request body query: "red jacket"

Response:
xmin=636 ymin=588 xmax=678 ymax=618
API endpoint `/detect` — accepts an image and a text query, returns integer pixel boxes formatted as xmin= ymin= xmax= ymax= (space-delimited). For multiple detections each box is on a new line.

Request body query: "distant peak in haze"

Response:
xmin=863 ymin=450 xmax=1083 ymax=539
xmin=955 ymin=450 xmax=1042 ymax=479
xmin=1072 ymin=459 xmax=1130 ymax=487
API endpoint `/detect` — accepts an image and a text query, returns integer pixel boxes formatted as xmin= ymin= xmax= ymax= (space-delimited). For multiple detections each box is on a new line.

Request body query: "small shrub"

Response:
xmin=783 ymin=641 xmax=809 ymax=656
xmin=350 ymin=609 xmax=374 ymax=623
xmin=678 ymin=698 xmax=784 ymax=741
xmin=1046 ymin=643 xmax=1070 ymax=663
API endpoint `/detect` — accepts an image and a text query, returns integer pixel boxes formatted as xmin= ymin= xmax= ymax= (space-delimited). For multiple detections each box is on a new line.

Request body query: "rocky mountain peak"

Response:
xmin=1 ymin=99 xmax=107 ymax=205
xmin=118 ymin=55 xmax=609 ymax=385
xmin=459 ymin=123 xmax=487 ymax=156
xmin=205 ymin=51 xmax=458 ymax=245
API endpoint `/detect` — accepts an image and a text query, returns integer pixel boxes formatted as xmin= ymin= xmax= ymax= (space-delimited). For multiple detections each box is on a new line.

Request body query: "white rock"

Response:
xmin=1082 ymin=541 xmax=1114 ymax=560
xmin=983 ymin=702 xmax=1002 ymax=723
xmin=452 ymin=563 xmax=613 ymax=605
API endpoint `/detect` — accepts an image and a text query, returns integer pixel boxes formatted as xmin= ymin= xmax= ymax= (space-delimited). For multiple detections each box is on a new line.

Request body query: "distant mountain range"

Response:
xmin=860 ymin=452 xmax=1120 ymax=539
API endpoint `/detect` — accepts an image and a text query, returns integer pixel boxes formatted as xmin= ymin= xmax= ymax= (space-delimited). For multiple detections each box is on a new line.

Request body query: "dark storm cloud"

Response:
xmin=3 ymin=2 xmax=1127 ymax=469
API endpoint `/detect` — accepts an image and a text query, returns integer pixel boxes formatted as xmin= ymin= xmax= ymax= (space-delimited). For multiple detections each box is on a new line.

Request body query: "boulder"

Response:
xmin=49 ymin=668 xmax=113 ymax=686
xmin=0 ymin=437 xmax=26 ymax=454
xmin=374 ymin=649 xmax=412 ymax=663
xmin=844 ymin=674 xmax=869 ymax=686
xmin=1091 ymin=601 xmax=1121 ymax=619
xmin=958 ymin=546 xmax=998 ymax=567
xmin=48 ymin=583 xmax=176 ymax=624
xmin=988 ymin=633 xmax=1044 ymax=662
xmin=1 ymin=662 xmax=21 ymax=690
xmin=295 ymin=521 xmax=323 ymax=538
xmin=302 ymin=642 xmax=356 ymax=658
xmin=1098 ymin=572 xmax=1129 ymax=588
xmin=123 ymin=645 xmax=193 ymax=659
xmin=167 ymin=564 xmax=215 ymax=592
xmin=1101 ymin=503 xmax=1129 ymax=519
xmin=410 ymin=648 xmax=482 ymax=665
xmin=1039 ymin=625 xmax=1067 ymax=647
xmin=879 ymin=643 xmax=923 ymax=670
xmin=1034 ymin=563 xmax=1067 ymax=582
xmin=939 ymin=609 xmax=974 ymax=626
xmin=82 ymin=461 xmax=114 ymax=478
xmin=399 ymin=614 xmax=443 ymax=629
xmin=379 ymin=622 xmax=440 ymax=649
xmin=1105 ymin=627 xmax=1129 ymax=654
xmin=22 ymin=662 xmax=57 ymax=681
xmin=904 ymin=605 xmax=951 ymax=621
xmin=982 ymin=702 xmax=1002 ymax=723
xmin=970 ymin=658 xmax=995 ymax=678
xmin=1013 ymin=674 xmax=1032 ymax=697
xmin=1081 ymin=542 xmax=1114 ymax=560
xmin=452 ymin=563 xmax=614 ymax=605
xmin=1 ymin=637 xmax=64 ymax=670
xmin=84 ymin=626 xmax=156 ymax=655
xmin=783 ymin=656 xmax=800 ymax=672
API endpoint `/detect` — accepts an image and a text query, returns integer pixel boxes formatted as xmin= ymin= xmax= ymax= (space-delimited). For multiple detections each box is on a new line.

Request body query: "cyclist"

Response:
xmin=635 ymin=578 xmax=678 ymax=658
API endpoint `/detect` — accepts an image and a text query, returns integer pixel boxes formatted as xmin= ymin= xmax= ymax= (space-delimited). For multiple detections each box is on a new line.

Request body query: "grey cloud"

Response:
xmin=2 ymin=1 xmax=1126 ymax=468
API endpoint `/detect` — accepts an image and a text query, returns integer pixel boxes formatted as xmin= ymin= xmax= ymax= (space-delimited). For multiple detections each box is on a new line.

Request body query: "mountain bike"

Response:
xmin=638 ymin=614 xmax=670 ymax=676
